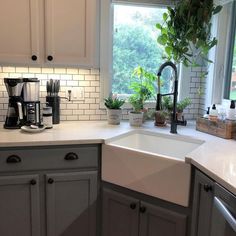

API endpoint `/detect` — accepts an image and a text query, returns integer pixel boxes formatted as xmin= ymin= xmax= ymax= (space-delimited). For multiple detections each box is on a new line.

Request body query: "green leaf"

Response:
xmin=165 ymin=46 xmax=173 ymax=56
xmin=157 ymin=35 xmax=167 ymax=46
xmin=156 ymin=23 xmax=162 ymax=30
xmin=161 ymin=27 xmax=168 ymax=35
xmin=163 ymin=12 xmax=168 ymax=21
xmin=213 ymin=5 xmax=223 ymax=15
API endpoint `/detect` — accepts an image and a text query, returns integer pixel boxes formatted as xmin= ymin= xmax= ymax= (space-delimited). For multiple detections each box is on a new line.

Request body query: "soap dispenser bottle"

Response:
xmin=227 ymin=100 xmax=236 ymax=120
xmin=209 ymin=104 xmax=218 ymax=121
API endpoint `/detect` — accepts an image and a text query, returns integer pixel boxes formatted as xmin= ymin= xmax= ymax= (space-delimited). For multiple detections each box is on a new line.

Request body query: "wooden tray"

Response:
xmin=196 ymin=117 xmax=236 ymax=139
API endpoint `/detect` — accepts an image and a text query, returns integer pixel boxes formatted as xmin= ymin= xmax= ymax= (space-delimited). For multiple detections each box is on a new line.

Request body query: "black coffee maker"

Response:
xmin=4 ymin=78 xmax=41 ymax=129
xmin=4 ymin=78 xmax=25 ymax=129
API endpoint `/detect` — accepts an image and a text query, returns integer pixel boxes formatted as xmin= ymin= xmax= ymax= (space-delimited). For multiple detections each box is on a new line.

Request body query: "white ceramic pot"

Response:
xmin=129 ymin=111 xmax=143 ymax=127
xmin=107 ymin=109 xmax=122 ymax=125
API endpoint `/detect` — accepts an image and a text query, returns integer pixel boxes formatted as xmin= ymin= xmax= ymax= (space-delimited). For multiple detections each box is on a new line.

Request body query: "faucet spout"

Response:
xmin=156 ymin=61 xmax=185 ymax=134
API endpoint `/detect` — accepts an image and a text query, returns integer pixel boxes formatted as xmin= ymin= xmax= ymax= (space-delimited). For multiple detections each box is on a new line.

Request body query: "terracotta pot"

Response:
xmin=154 ymin=111 xmax=166 ymax=126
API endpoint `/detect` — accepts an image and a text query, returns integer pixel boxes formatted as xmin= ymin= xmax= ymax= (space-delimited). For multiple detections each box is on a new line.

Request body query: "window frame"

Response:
xmin=99 ymin=0 xmax=191 ymax=108
xmin=224 ymin=1 xmax=236 ymax=99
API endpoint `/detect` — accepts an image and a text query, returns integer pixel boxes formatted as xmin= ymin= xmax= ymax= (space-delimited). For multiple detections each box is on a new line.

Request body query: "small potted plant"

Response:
xmin=162 ymin=96 xmax=191 ymax=121
xmin=128 ymin=95 xmax=143 ymax=126
xmin=104 ymin=95 xmax=125 ymax=125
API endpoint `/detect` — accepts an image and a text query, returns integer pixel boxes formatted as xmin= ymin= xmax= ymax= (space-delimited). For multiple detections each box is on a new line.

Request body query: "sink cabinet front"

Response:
xmin=102 ymin=186 xmax=188 ymax=236
xmin=0 ymin=145 xmax=99 ymax=236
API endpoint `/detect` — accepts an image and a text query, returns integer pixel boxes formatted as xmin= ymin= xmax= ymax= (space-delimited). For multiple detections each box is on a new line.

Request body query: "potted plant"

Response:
xmin=162 ymin=96 xmax=191 ymax=120
xmin=128 ymin=95 xmax=144 ymax=126
xmin=156 ymin=0 xmax=222 ymax=67
xmin=130 ymin=66 xmax=157 ymax=121
xmin=104 ymin=95 xmax=125 ymax=125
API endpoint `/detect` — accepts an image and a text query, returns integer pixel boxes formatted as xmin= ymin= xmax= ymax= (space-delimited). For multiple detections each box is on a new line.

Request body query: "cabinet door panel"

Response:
xmin=45 ymin=0 xmax=98 ymax=67
xmin=46 ymin=171 xmax=97 ymax=236
xmin=0 ymin=174 xmax=40 ymax=236
xmin=191 ymin=170 xmax=214 ymax=236
xmin=102 ymin=188 xmax=139 ymax=236
xmin=139 ymin=202 xmax=187 ymax=236
xmin=0 ymin=0 xmax=41 ymax=64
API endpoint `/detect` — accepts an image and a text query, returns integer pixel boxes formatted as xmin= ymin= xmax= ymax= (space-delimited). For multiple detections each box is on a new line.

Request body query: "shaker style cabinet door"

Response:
xmin=45 ymin=0 xmax=99 ymax=67
xmin=0 ymin=174 xmax=40 ymax=236
xmin=139 ymin=201 xmax=187 ymax=236
xmin=46 ymin=171 xmax=98 ymax=236
xmin=0 ymin=0 xmax=42 ymax=64
xmin=191 ymin=170 xmax=214 ymax=236
xmin=102 ymin=188 xmax=139 ymax=236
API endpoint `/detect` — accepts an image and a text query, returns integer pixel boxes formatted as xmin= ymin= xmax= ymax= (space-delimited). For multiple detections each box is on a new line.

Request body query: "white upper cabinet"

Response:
xmin=45 ymin=0 xmax=99 ymax=67
xmin=0 ymin=0 xmax=42 ymax=65
xmin=0 ymin=0 xmax=99 ymax=67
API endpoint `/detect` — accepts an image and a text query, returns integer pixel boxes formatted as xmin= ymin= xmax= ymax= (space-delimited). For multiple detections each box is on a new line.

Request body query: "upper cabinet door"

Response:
xmin=45 ymin=0 xmax=99 ymax=67
xmin=0 ymin=0 xmax=41 ymax=65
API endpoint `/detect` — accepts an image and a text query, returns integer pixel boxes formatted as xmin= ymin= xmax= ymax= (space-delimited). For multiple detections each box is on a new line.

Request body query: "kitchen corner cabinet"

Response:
xmin=0 ymin=0 xmax=99 ymax=67
xmin=0 ymin=145 xmax=99 ymax=236
xmin=102 ymin=188 xmax=187 ymax=236
xmin=191 ymin=169 xmax=214 ymax=236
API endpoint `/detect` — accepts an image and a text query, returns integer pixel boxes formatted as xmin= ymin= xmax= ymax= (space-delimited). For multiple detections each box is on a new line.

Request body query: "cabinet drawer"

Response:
xmin=0 ymin=145 xmax=99 ymax=172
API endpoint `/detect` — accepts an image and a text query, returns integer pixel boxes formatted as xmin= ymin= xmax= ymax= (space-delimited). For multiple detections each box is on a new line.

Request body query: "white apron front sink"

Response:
xmin=102 ymin=130 xmax=204 ymax=207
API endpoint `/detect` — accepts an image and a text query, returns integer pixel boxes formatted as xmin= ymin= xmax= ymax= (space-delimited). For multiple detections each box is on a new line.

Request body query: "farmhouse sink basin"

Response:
xmin=102 ymin=130 xmax=204 ymax=207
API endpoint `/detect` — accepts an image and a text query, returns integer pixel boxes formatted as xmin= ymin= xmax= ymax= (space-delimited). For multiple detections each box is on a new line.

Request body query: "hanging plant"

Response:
xmin=156 ymin=0 xmax=223 ymax=67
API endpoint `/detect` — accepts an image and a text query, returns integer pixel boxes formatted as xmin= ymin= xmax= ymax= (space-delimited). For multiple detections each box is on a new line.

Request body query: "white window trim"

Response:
xmin=206 ymin=1 xmax=234 ymax=107
xmin=99 ymin=0 xmax=191 ymax=108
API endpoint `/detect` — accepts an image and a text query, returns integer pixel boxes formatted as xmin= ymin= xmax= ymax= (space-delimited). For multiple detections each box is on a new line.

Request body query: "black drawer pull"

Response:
xmin=64 ymin=152 xmax=79 ymax=161
xmin=203 ymin=184 xmax=212 ymax=192
xmin=31 ymin=55 xmax=37 ymax=61
xmin=48 ymin=178 xmax=54 ymax=184
xmin=30 ymin=179 xmax=37 ymax=185
xmin=140 ymin=206 xmax=146 ymax=213
xmin=47 ymin=55 xmax=53 ymax=61
xmin=6 ymin=155 xmax=21 ymax=163
xmin=130 ymin=203 xmax=136 ymax=210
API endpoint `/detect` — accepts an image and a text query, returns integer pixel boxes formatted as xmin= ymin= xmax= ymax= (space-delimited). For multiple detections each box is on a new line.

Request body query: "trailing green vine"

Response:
xmin=156 ymin=0 xmax=223 ymax=67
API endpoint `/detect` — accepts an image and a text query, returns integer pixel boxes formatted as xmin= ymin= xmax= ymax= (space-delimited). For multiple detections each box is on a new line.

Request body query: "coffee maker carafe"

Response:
xmin=4 ymin=78 xmax=24 ymax=129
xmin=22 ymin=78 xmax=40 ymax=126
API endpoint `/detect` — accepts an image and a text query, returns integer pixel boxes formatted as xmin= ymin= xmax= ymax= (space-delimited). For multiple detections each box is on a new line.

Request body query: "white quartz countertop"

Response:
xmin=1 ymin=120 xmax=236 ymax=197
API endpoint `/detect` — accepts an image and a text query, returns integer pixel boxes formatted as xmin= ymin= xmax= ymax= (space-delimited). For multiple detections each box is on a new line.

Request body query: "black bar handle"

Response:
xmin=48 ymin=178 xmax=54 ymax=184
xmin=6 ymin=155 xmax=21 ymax=163
xmin=64 ymin=152 xmax=79 ymax=161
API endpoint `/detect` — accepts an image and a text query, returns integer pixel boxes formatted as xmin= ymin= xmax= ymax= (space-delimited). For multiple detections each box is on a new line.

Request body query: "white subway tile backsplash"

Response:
xmin=67 ymin=68 xmax=79 ymax=74
xmin=3 ymin=67 xmax=15 ymax=73
xmin=29 ymin=67 xmax=42 ymax=73
xmin=16 ymin=67 xmax=29 ymax=73
xmin=42 ymin=68 xmax=54 ymax=74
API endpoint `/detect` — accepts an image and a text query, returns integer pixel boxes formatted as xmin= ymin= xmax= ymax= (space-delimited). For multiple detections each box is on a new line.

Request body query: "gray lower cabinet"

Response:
xmin=191 ymin=169 xmax=214 ymax=236
xmin=102 ymin=188 xmax=187 ymax=236
xmin=46 ymin=171 xmax=97 ymax=236
xmin=0 ymin=145 xmax=99 ymax=236
xmin=0 ymin=174 xmax=40 ymax=236
xmin=139 ymin=202 xmax=187 ymax=236
xmin=191 ymin=170 xmax=214 ymax=236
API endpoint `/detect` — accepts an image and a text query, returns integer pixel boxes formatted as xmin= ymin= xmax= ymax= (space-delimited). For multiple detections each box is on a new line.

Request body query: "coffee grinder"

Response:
xmin=4 ymin=78 xmax=25 ymax=129
xmin=22 ymin=78 xmax=41 ymax=126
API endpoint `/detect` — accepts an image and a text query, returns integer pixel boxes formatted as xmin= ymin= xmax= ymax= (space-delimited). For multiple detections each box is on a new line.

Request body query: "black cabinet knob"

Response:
xmin=203 ymin=184 xmax=212 ymax=192
xmin=31 ymin=55 xmax=37 ymax=61
xmin=140 ymin=206 xmax=146 ymax=213
xmin=64 ymin=152 xmax=79 ymax=161
xmin=6 ymin=155 xmax=21 ymax=163
xmin=130 ymin=203 xmax=136 ymax=210
xmin=47 ymin=55 xmax=53 ymax=61
xmin=48 ymin=178 xmax=54 ymax=184
xmin=30 ymin=179 xmax=37 ymax=185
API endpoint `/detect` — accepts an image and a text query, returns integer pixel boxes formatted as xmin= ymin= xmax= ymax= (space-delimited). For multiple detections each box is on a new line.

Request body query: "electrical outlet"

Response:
xmin=68 ymin=87 xmax=84 ymax=101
